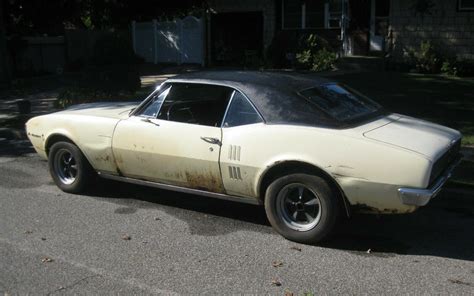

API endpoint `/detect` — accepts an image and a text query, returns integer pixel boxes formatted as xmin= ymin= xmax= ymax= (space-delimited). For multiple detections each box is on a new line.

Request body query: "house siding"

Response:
xmin=389 ymin=0 xmax=474 ymax=60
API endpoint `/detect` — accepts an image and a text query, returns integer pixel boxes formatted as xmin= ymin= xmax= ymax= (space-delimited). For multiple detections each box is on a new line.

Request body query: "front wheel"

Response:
xmin=264 ymin=174 xmax=339 ymax=244
xmin=48 ymin=141 xmax=93 ymax=193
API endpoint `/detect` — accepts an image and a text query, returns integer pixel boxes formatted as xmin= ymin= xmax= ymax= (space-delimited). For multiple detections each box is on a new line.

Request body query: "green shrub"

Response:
xmin=441 ymin=60 xmax=458 ymax=76
xmin=266 ymin=31 xmax=339 ymax=69
xmin=440 ymin=58 xmax=474 ymax=77
xmin=454 ymin=59 xmax=474 ymax=77
xmin=409 ymin=41 xmax=441 ymax=73
xmin=295 ymin=34 xmax=337 ymax=71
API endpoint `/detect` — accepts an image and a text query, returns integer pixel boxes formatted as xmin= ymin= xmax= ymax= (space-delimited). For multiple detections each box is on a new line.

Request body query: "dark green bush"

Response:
xmin=266 ymin=31 xmax=337 ymax=71
xmin=441 ymin=59 xmax=458 ymax=76
xmin=408 ymin=41 xmax=441 ymax=73
xmin=295 ymin=34 xmax=337 ymax=71
xmin=457 ymin=59 xmax=474 ymax=77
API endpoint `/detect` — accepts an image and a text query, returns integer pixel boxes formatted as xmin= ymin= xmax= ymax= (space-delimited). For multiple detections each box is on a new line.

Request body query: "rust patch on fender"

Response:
xmin=95 ymin=155 xmax=110 ymax=162
xmin=353 ymin=203 xmax=413 ymax=214
xmin=114 ymin=152 xmax=123 ymax=164
xmin=184 ymin=171 xmax=225 ymax=193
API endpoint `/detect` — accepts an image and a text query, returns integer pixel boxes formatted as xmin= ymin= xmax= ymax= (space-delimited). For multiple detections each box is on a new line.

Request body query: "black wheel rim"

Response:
xmin=53 ymin=149 xmax=77 ymax=185
xmin=276 ymin=183 xmax=322 ymax=231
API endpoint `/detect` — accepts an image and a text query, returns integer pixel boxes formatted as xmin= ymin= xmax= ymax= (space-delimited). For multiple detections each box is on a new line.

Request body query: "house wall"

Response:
xmin=208 ymin=0 xmax=276 ymax=49
xmin=389 ymin=0 xmax=474 ymax=61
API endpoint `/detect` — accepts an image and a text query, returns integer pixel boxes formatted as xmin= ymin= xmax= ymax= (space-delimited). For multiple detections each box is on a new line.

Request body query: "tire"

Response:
xmin=48 ymin=141 xmax=94 ymax=193
xmin=264 ymin=174 xmax=339 ymax=244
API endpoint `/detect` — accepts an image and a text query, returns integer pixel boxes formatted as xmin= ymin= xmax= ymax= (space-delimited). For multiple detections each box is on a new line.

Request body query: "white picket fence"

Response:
xmin=132 ymin=16 xmax=204 ymax=65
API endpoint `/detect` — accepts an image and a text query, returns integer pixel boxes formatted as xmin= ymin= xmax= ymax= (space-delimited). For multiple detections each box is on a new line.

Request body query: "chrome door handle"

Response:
xmin=200 ymin=137 xmax=221 ymax=146
xmin=141 ymin=118 xmax=160 ymax=126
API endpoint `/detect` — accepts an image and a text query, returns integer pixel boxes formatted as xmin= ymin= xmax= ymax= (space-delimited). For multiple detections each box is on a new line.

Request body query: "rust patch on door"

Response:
xmin=184 ymin=171 xmax=225 ymax=193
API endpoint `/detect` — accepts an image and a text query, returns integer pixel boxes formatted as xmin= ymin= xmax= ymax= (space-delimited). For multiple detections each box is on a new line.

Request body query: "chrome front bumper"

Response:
xmin=398 ymin=157 xmax=462 ymax=207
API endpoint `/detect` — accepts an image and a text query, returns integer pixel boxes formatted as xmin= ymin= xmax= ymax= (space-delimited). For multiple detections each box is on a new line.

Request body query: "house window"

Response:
xmin=459 ymin=0 xmax=474 ymax=11
xmin=283 ymin=0 xmax=303 ymax=29
xmin=283 ymin=0 xmax=340 ymax=29
xmin=306 ymin=0 xmax=326 ymax=28
xmin=325 ymin=0 xmax=343 ymax=29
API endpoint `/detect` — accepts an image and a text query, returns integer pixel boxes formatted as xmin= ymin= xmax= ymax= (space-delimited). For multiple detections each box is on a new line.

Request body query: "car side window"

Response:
xmin=157 ymin=83 xmax=233 ymax=127
xmin=223 ymin=91 xmax=263 ymax=127
xmin=137 ymin=86 xmax=171 ymax=118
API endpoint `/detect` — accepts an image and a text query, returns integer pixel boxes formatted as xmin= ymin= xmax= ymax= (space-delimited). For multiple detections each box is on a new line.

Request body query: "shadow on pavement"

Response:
xmin=86 ymin=178 xmax=474 ymax=261
xmin=0 ymin=138 xmax=35 ymax=157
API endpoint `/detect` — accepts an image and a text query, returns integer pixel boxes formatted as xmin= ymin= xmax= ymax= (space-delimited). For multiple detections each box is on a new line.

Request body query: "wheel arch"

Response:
xmin=257 ymin=160 xmax=351 ymax=218
xmin=45 ymin=133 xmax=77 ymax=156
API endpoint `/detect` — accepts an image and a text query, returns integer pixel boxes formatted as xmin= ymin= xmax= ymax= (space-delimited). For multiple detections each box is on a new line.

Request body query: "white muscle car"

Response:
xmin=26 ymin=71 xmax=462 ymax=243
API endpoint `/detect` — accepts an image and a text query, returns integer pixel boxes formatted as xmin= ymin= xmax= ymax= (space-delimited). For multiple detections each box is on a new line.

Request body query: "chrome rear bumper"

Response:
xmin=398 ymin=157 xmax=462 ymax=207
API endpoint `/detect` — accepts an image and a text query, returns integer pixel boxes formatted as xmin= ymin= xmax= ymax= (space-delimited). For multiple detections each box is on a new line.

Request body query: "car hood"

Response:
xmin=57 ymin=101 xmax=140 ymax=119
xmin=363 ymin=114 xmax=461 ymax=160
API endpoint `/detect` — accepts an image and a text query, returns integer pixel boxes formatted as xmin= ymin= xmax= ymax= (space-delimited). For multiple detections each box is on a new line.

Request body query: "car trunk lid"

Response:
xmin=362 ymin=115 xmax=461 ymax=160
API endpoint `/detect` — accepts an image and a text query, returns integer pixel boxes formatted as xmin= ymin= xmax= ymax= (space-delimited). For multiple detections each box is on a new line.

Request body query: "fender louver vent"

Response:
xmin=229 ymin=145 xmax=241 ymax=161
xmin=228 ymin=166 xmax=242 ymax=180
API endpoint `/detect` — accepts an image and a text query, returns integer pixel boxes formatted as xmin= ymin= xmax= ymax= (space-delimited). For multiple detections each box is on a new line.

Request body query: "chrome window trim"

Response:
xmin=221 ymin=90 xmax=236 ymax=128
xmin=131 ymin=83 xmax=170 ymax=118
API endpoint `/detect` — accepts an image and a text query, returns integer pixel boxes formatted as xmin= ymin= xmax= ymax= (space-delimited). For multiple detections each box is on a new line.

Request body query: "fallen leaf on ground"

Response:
xmin=284 ymin=291 xmax=294 ymax=296
xmin=290 ymin=246 xmax=302 ymax=252
xmin=40 ymin=237 xmax=46 ymax=241
xmin=154 ymin=217 xmax=161 ymax=221
xmin=448 ymin=279 xmax=472 ymax=286
xmin=271 ymin=278 xmax=282 ymax=286
xmin=122 ymin=235 xmax=131 ymax=241
xmin=41 ymin=257 xmax=53 ymax=263
xmin=272 ymin=260 xmax=283 ymax=267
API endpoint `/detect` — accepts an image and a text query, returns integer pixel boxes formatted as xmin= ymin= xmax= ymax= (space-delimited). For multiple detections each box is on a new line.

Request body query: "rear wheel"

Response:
xmin=48 ymin=141 xmax=93 ymax=193
xmin=264 ymin=174 xmax=339 ymax=244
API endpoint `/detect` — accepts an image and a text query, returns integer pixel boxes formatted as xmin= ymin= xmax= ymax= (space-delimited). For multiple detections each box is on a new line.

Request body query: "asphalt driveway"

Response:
xmin=0 ymin=139 xmax=473 ymax=295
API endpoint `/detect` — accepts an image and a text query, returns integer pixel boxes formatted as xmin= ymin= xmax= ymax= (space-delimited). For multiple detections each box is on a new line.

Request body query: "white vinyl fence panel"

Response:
xmin=132 ymin=16 xmax=204 ymax=65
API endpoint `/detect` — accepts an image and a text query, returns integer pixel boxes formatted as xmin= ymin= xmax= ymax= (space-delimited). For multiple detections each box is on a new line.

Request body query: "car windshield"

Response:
xmin=299 ymin=83 xmax=382 ymax=123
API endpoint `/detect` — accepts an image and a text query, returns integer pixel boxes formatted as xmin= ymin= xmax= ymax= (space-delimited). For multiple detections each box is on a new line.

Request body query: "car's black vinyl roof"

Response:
xmin=166 ymin=71 xmax=337 ymax=127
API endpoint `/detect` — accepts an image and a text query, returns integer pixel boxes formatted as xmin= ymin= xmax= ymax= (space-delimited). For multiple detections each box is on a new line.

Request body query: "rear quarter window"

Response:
xmin=299 ymin=83 xmax=381 ymax=122
xmin=223 ymin=91 xmax=263 ymax=127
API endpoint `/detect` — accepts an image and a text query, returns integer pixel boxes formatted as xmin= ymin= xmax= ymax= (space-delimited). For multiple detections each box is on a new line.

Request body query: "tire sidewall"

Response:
xmin=264 ymin=174 xmax=338 ymax=244
xmin=48 ymin=142 xmax=91 ymax=193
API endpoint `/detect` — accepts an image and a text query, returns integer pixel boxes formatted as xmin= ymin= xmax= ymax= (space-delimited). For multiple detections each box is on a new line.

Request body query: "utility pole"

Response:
xmin=0 ymin=0 xmax=12 ymax=88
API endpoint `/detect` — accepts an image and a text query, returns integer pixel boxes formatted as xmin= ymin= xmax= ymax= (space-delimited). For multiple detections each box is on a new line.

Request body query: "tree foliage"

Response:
xmin=4 ymin=0 xmax=207 ymax=35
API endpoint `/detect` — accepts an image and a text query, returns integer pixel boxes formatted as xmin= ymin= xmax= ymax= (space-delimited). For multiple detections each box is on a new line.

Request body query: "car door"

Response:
xmin=112 ymin=83 xmax=233 ymax=193
xmin=220 ymin=91 xmax=265 ymax=198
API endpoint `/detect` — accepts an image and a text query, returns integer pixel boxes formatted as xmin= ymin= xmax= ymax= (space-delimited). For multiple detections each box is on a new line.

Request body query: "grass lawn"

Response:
xmin=332 ymin=72 xmax=474 ymax=146
xmin=333 ymin=71 xmax=474 ymax=187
